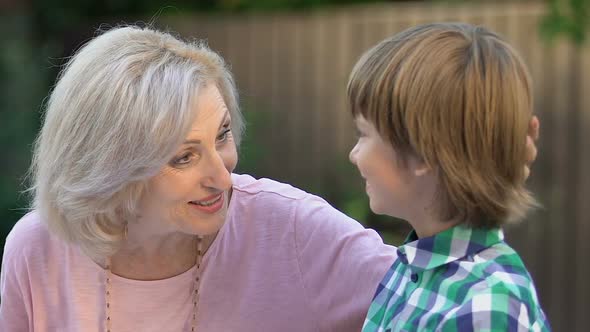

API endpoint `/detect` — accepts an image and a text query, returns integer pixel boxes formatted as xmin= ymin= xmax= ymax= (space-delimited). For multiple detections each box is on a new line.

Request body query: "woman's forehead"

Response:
xmin=187 ymin=85 xmax=230 ymax=135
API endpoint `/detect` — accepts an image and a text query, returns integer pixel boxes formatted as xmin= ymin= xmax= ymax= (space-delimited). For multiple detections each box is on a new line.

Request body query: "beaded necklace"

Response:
xmin=104 ymin=236 xmax=203 ymax=332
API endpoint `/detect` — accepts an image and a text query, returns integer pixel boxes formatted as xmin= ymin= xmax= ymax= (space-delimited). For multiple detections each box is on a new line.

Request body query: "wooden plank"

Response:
xmin=270 ymin=15 xmax=284 ymax=176
xmin=546 ymin=38 xmax=571 ymax=331
xmin=311 ymin=12 xmax=326 ymax=188
xmin=574 ymin=41 xmax=590 ymax=332
xmin=318 ymin=14 xmax=346 ymax=155
xmin=561 ymin=44 xmax=582 ymax=332
xmin=240 ymin=15 xmax=276 ymax=176
xmin=285 ymin=15 xmax=300 ymax=181
xmin=336 ymin=10 xmax=354 ymax=156
xmin=224 ymin=18 xmax=252 ymax=105
xmin=294 ymin=14 xmax=317 ymax=187
xmin=516 ymin=9 xmax=547 ymax=309
xmin=500 ymin=3 xmax=531 ymax=276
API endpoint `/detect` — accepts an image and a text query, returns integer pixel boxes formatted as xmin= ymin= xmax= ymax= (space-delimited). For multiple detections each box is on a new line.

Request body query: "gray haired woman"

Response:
xmin=0 ymin=26 xmax=539 ymax=331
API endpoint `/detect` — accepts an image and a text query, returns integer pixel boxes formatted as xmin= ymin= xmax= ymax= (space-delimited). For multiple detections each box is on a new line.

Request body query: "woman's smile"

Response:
xmin=188 ymin=192 xmax=225 ymax=214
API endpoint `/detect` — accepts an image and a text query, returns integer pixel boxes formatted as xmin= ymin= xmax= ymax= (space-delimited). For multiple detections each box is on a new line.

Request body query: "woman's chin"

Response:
xmin=183 ymin=212 xmax=226 ymax=236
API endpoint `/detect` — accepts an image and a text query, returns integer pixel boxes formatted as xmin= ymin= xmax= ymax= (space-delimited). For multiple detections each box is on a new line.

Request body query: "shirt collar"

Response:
xmin=396 ymin=224 xmax=504 ymax=273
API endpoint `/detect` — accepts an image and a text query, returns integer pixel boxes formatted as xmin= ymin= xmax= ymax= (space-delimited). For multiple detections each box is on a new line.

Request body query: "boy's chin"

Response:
xmin=368 ymin=199 xmax=403 ymax=219
xmin=368 ymin=199 xmax=387 ymax=216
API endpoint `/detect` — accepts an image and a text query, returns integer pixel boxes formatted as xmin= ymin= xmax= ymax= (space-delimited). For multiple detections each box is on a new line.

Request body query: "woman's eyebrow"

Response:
xmin=182 ymin=139 xmax=201 ymax=145
xmin=182 ymin=111 xmax=230 ymax=145
xmin=217 ymin=110 xmax=230 ymax=130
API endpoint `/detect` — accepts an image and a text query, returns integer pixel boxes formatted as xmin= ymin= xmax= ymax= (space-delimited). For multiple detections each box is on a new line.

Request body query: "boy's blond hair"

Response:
xmin=347 ymin=23 xmax=536 ymax=227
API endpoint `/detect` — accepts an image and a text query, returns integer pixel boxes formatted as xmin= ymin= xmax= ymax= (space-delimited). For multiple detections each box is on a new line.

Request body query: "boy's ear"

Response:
xmin=414 ymin=165 xmax=431 ymax=177
xmin=411 ymin=156 xmax=432 ymax=177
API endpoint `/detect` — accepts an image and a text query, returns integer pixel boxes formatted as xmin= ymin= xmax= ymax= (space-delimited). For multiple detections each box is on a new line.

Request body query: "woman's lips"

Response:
xmin=188 ymin=193 xmax=224 ymax=214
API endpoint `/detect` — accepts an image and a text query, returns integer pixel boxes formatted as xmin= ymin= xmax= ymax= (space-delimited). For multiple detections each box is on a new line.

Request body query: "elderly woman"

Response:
xmin=0 ymin=26 xmax=538 ymax=331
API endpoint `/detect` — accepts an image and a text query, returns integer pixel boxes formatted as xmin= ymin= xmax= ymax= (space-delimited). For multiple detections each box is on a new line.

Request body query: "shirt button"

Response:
xmin=411 ymin=273 xmax=419 ymax=283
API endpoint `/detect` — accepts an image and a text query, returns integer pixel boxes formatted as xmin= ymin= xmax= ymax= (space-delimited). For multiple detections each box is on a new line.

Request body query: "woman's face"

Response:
xmin=136 ymin=84 xmax=238 ymax=236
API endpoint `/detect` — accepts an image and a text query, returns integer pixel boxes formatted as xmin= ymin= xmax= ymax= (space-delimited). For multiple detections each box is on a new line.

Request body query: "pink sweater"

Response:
xmin=0 ymin=174 xmax=396 ymax=331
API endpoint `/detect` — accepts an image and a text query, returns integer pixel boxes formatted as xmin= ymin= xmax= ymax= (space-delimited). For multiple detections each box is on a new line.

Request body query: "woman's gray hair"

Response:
xmin=28 ymin=25 xmax=244 ymax=259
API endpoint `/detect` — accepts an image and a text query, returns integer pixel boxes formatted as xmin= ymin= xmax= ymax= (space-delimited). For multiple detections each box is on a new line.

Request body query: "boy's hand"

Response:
xmin=524 ymin=116 xmax=539 ymax=180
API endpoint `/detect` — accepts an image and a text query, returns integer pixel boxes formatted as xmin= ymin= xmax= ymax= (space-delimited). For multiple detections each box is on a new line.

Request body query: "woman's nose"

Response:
xmin=202 ymin=151 xmax=232 ymax=190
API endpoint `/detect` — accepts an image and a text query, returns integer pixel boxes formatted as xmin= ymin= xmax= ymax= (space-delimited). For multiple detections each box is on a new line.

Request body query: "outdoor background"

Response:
xmin=1 ymin=0 xmax=588 ymax=330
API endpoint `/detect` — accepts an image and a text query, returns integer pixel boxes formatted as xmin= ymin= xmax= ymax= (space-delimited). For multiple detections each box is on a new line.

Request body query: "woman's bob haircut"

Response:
xmin=28 ymin=26 xmax=244 ymax=259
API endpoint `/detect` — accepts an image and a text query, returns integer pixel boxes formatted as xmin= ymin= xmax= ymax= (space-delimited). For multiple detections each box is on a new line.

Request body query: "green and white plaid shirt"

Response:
xmin=362 ymin=224 xmax=550 ymax=332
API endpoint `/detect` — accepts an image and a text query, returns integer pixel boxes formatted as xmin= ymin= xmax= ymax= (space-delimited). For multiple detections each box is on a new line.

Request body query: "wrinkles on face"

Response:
xmin=136 ymin=83 xmax=238 ymax=237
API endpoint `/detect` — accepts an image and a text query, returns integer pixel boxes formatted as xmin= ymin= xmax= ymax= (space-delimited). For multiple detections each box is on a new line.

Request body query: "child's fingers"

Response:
xmin=523 ymin=135 xmax=537 ymax=181
xmin=525 ymin=135 xmax=537 ymax=166
xmin=529 ymin=115 xmax=540 ymax=141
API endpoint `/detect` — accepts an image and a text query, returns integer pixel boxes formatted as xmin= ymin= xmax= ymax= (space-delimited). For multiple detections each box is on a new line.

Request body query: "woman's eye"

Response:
xmin=174 ymin=153 xmax=194 ymax=165
xmin=217 ymin=127 xmax=231 ymax=142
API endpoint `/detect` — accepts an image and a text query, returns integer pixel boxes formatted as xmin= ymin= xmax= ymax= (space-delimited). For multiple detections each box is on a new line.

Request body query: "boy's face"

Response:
xmin=349 ymin=115 xmax=423 ymax=220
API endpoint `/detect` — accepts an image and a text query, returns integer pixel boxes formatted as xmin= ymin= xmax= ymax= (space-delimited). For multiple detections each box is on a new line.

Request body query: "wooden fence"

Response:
xmin=161 ymin=1 xmax=590 ymax=330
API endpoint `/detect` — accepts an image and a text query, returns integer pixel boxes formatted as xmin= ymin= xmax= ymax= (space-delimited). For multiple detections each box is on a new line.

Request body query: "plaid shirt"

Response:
xmin=362 ymin=224 xmax=550 ymax=332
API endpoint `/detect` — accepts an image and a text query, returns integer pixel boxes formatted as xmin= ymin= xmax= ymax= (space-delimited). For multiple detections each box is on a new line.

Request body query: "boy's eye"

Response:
xmin=354 ymin=127 xmax=365 ymax=138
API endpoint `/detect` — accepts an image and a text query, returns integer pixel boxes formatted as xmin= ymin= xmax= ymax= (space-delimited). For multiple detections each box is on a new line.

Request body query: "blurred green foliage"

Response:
xmin=1 ymin=0 xmax=587 ymax=260
xmin=541 ymin=0 xmax=589 ymax=44
xmin=0 ymin=15 xmax=49 ymax=251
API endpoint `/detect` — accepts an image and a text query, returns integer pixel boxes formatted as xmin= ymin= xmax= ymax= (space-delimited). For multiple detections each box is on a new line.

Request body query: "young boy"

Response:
xmin=347 ymin=23 xmax=550 ymax=331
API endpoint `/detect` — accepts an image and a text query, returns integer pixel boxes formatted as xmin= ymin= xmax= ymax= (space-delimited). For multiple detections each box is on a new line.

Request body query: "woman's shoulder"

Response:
xmin=3 ymin=211 xmax=59 ymax=261
xmin=230 ymin=173 xmax=377 ymax=237
xmin=231 ymin=173 xmax=354 ymax=222
xmin=231 ymin=173 xmax=310 ymax=201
